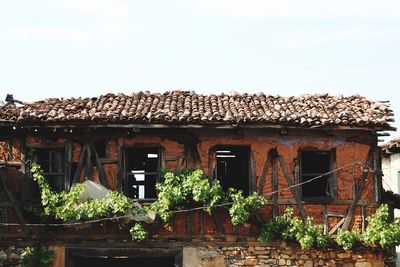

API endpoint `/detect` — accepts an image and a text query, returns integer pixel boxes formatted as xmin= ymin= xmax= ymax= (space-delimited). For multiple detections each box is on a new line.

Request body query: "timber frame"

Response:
xmin=0 ymin=123 xmax=386 ymax=246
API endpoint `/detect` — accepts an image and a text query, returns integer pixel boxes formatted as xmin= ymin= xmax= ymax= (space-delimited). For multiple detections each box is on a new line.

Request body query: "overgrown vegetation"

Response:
xmin=259 ymin=208 xmax=331 ymax=249
xmin=31 ymin=162 xmax=400 ymax=249
xmin=21 ymin=246 xmax=54 ymax=267
xmin=32 ymin=163 xmax=137 ymax=222
xmin=129 ymin=222 xmax=149 ymax=241
xmin=150 ymin=169 xmax=268 ymax=225
xmin=336 ymin=229 xmax=360 ymax=251
xmin=260 ymin=204 xmax=400 ymax=251
xmin=361 ymin=204 xmax=400 ymax=250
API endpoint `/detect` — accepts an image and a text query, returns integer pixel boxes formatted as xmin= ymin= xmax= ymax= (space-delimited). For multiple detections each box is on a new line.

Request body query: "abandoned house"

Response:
xmin=0 ymin=91 xmax=395 ymax=266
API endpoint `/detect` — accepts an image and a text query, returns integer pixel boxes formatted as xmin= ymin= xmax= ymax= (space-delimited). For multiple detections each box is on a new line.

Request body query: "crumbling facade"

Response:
xmin=0 ymin=91 xmax=395 ymax=266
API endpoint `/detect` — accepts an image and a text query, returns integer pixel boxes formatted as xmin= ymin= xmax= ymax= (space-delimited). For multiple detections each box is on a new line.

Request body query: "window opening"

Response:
xmin=29 ymin=147 xmax=65 ymax=197
xmin=124 ymin=147 xmax=160 ymax=200
xmin=215 ymin=146 xmax=250 ymax=196
xmin=300 ymin=150 xmax=333 ymax=200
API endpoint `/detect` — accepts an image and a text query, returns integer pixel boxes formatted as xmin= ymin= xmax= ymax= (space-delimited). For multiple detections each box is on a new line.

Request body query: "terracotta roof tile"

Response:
xmin=0 ymin=91 xmax=395 ymax=129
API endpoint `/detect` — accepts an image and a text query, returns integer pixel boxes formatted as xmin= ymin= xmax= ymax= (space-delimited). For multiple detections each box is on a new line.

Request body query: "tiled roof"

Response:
xmin=381 ymin=136 xmax=400 ymax=153
xmin=0 ymin=91 xmax=395 ymax=129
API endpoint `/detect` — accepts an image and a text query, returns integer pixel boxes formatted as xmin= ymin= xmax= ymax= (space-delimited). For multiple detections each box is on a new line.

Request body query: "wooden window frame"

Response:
xmin=210 ymin=145 xmax=253 ymax=195
xmin=27 ymin=146 xmax=68 ymax=199
xmin=123 ymin=144 xmax=163 ymax=202
xmin=298 ymin=148 xmax=336 ymax=203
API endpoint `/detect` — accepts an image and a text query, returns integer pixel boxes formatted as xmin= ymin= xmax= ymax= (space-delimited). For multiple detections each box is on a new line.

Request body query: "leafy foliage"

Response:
xmin=361 ymin=204 xmax=400 ymax=250
xmin=228 ymin=189 xmax=268 ymax=225
xmin=336 ymin=229 xmax=360 ymax=251
xmin=21 ymin=246 xmax=54 ymax=267
xmin=151 ymin=169 xmax=268 ymax=225
xmin=32 ymin=162 xmax=135 ymax=222
xmin=151 ymin=169 xmax=226 ymax=222
xmin=130 ymin=223 xmax=149 ymax=241
xmin=31 ymin=162 xmax=149 ymax=241
xmin=259 ymin=208 xmax=332 ymax=249
xmin=261 ymin=204 xmax=400 ymax=251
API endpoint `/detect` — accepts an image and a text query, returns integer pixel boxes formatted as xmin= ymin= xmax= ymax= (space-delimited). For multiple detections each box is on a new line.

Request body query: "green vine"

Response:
xmin=31 ymin=162 xmax=149 ymax=240
xmin=130 ymin=222 xmax=149 ymax=241
xmin=336 ymin=228 xmax=361 ymax=251
xmin=259 ymin=208 xmax=332 ymax=249
xmin=261 ymin=204 xmax=400 ymax=251
xmin=31 ymin=162 xmax=400 ymax=250
xmin=21 ymin=246 xmax=54 ymax=267
xmin=151 ymin=169 xmax=268 ymax=225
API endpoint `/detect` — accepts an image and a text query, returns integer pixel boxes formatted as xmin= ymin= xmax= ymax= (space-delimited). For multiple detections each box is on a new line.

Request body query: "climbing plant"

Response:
xmin=259 ymin=207 xmax=332 ymax=249
xmin=150 ymin=169 xmax=268 ymax=225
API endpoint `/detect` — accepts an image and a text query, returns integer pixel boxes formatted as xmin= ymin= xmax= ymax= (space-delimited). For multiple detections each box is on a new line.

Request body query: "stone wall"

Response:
xmin=184 ymin=242 xmax=388 ymax=267
xmin=0 ymin=246 xmax=23 ymax=267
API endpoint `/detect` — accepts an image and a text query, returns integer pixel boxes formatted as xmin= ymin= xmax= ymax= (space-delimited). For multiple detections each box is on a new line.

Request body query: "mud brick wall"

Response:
xmin=1 ymin=128 xmax=378 ymax=235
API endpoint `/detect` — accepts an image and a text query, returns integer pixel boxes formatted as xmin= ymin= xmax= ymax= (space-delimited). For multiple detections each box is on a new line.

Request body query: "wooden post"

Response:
xmin=0 ymin=170 xmax=28 ymax=234
xmin=117 ymin=146 xmax=124 ymax=191
xmin=272 ymin=156 xmax=279 ymax=217
xmin=257 ymin=151 xmax=271 ymax=195
xmin=71 ymin=145 xmax=87 ymax=185
xmin=277 ymin=153 xmax=307 ymax=221
xmin=65 ymin=139 xmax=72 ymax=190
xmin=342 ymin=146 xmax=375 ymax=230
xmin=91 ymin=143 xmax=110 ymax=189
xmin=85 ymin=143 xmax=93 ymax=180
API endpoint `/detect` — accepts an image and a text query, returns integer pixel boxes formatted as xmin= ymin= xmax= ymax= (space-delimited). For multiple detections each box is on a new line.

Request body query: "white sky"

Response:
xmin=0 ymin=0 xmax=399 ymax=140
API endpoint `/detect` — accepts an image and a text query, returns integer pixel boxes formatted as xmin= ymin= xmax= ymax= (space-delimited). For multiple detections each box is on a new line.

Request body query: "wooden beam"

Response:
xmin=175 ymin=156 xmax=184 ymax=173
xmin=91 ymin=143 xmax=110 ymax=189
xmin=329 ymin=217 xmax=345 ymax=235
xmin=277 ymin=153 xmax=307 ymax=221
xmin=65 ymin=139 xmax=72 ymax=190
xmin=117 ymin=147 xmax=124 ymax=191
xmin=71 ymin=145 xmax=87 ymax=185
xmin=0 ymin=160 xmax=22 ymax=167
xmin=256 ymin=151 xmax=271 ymax=195
xmin=85 ymin=143 xmax=93 ymax=180
xmin=272 ymin=157 xmax=279 ymax=217
xmin=0 ymin=170 xmax=28 ymax=234
xmin=342 ymin=146 xmax=375 ymax=230
xmin=323 ymin=205 xmax=328 ymax=235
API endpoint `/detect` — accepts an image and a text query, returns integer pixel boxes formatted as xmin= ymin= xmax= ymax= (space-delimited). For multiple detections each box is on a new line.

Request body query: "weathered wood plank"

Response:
xmin=277 ymin=154 xmax=307 ymax=221
xmin=342 ymin=146 xmax=375 ymax=230
xmin=323 ymin=205 xmax=327 ymax=235
xmin=85 ymin=143 xmax=93 ymax=180
xmin=329 ymin=217 xmax=346 ymax=235
xmin=117 ymin=146 xmax=124 ymax=191
xmin=65 ymin=139 xmax=72 ymax=190
xmin=272 ymin=157 xmax=279 ymax=217
xmin=0 ymin=170 xmax=28 ymax=233
xmin=256 ymin=151 xmax=271 ymax=195
xmin=91 ymin=143 xmax=110 ymax=189
xmin=71 ymin=145 xmax=87 ymax=185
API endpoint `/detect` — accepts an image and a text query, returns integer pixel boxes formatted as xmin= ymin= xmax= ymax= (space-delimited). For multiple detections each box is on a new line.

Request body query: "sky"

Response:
xmin=0 ymin=0 xmax=399 ymax=140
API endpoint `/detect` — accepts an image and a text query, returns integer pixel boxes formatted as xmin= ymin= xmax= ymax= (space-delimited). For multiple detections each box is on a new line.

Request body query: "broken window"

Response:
xmin=215 ymin=146 xmax=250 ymax=196
xmin=29 ymin=147 xmax=66 ymax=197
xmin=300 ymin=150 xmax=334 ymax=200
xmin=124 ymin=147 xmax=160 ymax=200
